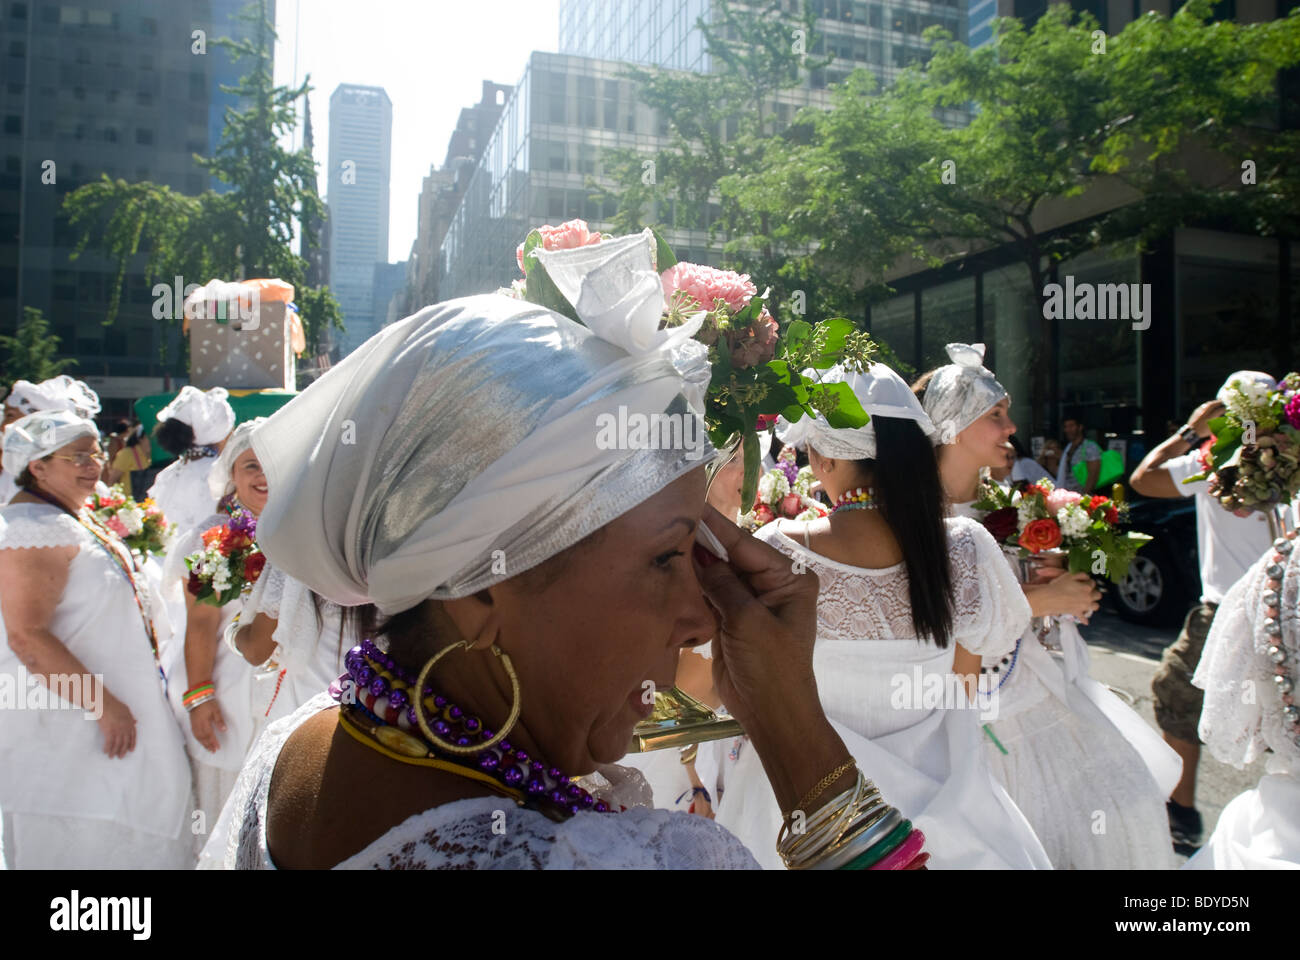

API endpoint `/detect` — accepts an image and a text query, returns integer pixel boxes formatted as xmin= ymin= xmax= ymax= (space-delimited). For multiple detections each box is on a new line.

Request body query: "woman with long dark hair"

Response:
xmin=715 ymin=363 xmax=1049 ymax=869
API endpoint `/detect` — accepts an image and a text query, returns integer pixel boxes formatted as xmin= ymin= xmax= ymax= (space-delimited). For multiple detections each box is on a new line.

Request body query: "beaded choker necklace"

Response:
xmin=1263 ymin=532 xmax=1299 ymax=747
xmin=831 ymin=487 xmax=875 ymax=515
xmin=332 ymin=640 xmax=612 ymax=820
xmin=179 ymin=445 xmax=218 ymax=464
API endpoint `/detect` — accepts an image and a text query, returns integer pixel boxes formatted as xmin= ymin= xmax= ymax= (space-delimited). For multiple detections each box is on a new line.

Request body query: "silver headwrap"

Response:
xmin=4 ymin=376 xmax=101 ymax=420
xmin=921 ymin=343 xmax=1009 ymax=445
xmin=252 ymin=230 xmax=713 ymax=615
xmin=777 ymin=363 xmax=935 ymax=460
xmin=2 ymin=410 xmax=99 ymax=476
xmin=1217 ymin=370 xmax=1276 ymax=404
xmin=207 ymin=417 xmax=267 ymax=500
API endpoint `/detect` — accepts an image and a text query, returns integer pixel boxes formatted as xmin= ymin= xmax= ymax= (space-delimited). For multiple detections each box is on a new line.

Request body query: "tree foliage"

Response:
xmin=62 ymin=0 xmax=342 ymax=355
xmin=0 ymin=307 xmax=77 ymax=394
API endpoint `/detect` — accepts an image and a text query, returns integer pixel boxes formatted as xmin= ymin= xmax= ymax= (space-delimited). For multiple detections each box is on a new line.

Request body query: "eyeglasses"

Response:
xmin=47 ymin=451 xmax=108 ymax=468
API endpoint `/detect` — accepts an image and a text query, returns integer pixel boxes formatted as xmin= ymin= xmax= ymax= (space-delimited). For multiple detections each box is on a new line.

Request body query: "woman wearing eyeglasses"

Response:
xmin=0 ymin=411 xmax=192 ymax=868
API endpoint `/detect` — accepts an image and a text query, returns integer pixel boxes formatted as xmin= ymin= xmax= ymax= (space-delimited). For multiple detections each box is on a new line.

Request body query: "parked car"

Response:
xmin=1108 ymin=493 xmax=1200 ymax=627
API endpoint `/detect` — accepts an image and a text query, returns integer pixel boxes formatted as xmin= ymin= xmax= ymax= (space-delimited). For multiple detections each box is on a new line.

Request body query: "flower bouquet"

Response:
xmin=1182 ymin=372 xmax=1300 ymax=522
xmin=739 ymin=446 xmax=828 ymax=531
xmin=184 ymin=509 xmax=266 ymax=607
xmin=510 ymin=219 xmax=876 ymax=509
xmin=972 ymin=479 xmax=1151 ymax=583
xmin=89 ymin=485 xmax=173 ymax=559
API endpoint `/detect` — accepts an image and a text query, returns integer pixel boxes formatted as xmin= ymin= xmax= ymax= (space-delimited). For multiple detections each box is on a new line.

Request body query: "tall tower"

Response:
xmin=326 ymin=84 xmax=392 ymax=355
xmin=300 ymin=94 xmax=327 ymax=289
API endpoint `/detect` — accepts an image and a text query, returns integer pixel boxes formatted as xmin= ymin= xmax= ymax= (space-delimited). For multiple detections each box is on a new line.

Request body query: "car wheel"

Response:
xmin=1111 ymin=547 xmax=1185 ymax=627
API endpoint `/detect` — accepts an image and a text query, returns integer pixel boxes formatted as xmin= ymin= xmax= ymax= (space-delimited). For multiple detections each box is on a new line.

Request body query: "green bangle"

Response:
xmin=841 ymin=819 xmax=912 ymax=871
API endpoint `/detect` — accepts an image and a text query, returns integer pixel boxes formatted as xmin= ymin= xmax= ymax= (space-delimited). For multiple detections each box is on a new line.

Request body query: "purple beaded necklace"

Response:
xmin=332 ymin=640 xmax=612 ymax=819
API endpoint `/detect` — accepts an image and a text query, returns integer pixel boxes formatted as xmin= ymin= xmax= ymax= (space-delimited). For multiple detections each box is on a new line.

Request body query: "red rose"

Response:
xmin=755 ymin=413 xmax=779 ymax=431
xmin=1104 ymin=506 xmax=1119 ymax=525
xmin=982 ymin=506 xmax=1019 ymax=543
xmin=753 ymin=503 xmax=776 ymax=526
xmin=243 ymin=551 xmax=266 ymax=583
xmin=220 ymin=529 xmax=252 ymax=555
xmin=1088 ymin=496 xmax=1109 ymax=511
xmin=780 ymin=493 xmax=803 ymax=517
xmin=186 ymin=572 xmax=203 ymax=597
xmin=1018 ymin=518 xmax=1062 ymax=553
xmin=1023 ymin=484 xmax=1048 ymax=499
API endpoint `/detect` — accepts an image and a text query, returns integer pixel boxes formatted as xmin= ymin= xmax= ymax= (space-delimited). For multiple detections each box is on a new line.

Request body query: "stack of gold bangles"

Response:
xmin=777 ymin=761 xmax=929 ymax=870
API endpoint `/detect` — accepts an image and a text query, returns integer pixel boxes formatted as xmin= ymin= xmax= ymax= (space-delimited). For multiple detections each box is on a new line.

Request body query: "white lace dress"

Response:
xmin=0 ymin=503 xmax=193 ymax=869
xmin=715 ymin=515 xmax=1051 ymax=870
xmin=1185 ymin=543 xmax=1300 ymax=869
xmin=158 ymin=512 xmax=263 ymax=851
xmin=203 ymin=694 xmax=760 ymax=869
xmin=148 ymin=454 xmax=220 ymax=548
xmin=951 ymin=501 xmax=1180 ymax=869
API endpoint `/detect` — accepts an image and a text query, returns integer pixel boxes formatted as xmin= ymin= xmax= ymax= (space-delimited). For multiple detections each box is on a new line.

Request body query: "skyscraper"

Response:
xmin=326 ymin=83 xmax=392 ymax=355
xmin=0 ymin=0 xmax=273 ymax=417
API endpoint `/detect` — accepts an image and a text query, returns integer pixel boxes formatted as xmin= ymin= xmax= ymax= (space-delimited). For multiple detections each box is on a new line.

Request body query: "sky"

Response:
xmin=272 ymin=0 xmax=562 ymax=263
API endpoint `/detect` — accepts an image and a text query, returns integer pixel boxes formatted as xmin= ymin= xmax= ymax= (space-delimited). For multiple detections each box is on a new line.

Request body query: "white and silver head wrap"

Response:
xmin=1217 ymin=370 xmax=1277 ymax=404
xmin=207 ymin=417 xmax=268 ymax=500
xmin=921 ymin=343 xmax=1009 ymax=446
xmin=2 ymin=410 xmax=99 ymax=477
xmin=777 ymin=363 xmax=935 ymax=460
xmin=251 ymin=229 xmax=713 ymax=615
xmin=4 ymin=375 xmax=101 ymax=420
xmin=157 ymin=385 xmax=236 ymax=447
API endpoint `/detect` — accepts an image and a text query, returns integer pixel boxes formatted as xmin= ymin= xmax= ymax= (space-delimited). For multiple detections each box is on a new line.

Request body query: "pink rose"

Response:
xmin=1044 ymin=489 xmax=1083 ymax=515
xmin=661 ymin=262 xmax=757 ymax=315
xmin=104 ymin=516 xmax=129 ymax=538
xmin=516 ymin=220 xmax=603 ymax=274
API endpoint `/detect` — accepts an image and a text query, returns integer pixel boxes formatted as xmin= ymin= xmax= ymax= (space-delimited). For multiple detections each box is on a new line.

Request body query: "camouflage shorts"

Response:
xmin=1151 ymin=602 xmax=1219 ymax=743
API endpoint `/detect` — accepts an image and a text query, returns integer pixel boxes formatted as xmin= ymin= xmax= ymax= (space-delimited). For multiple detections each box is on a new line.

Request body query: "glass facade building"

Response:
xmin=0 ymin=0 xmax=271 ymax=416
xmin=327 ymin=83 xmax=392 ymax=355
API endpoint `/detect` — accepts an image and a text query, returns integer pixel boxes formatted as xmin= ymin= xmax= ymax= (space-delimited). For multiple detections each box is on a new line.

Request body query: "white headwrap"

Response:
xmin=207 ymin=418 xmax=268 ymax=500
xmin=157 ymin=385 xmax=236 ymax=446
xmin=777 ymin=363 xmax=936 ymax=460
xmin=1217 ymin=370 xmax=1277 ymax=403
xmin=4 ymin=375 xmax=101 ymax=420
xmin=252 ymin=229 xmax=712 ymax=615
xmin=920 ymin=343 xmax=1009 ymax=446
xmin=2 ymin=410 xmax=99 ymax=477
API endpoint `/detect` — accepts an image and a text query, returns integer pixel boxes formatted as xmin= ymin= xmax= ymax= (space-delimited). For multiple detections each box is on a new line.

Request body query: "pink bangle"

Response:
xmin=868 ymin=828 xmax=926 ymax=870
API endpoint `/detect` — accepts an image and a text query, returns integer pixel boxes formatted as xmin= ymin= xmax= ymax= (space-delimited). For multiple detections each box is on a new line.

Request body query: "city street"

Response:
xmin=1080 ymin=605 xmax=1263 ymax=864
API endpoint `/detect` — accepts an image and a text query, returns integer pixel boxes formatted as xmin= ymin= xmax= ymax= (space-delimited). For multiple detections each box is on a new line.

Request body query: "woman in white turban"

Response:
xmin=207 ymin=232 xmax=934 ymax=871
xmin=915 ymin=343 xmax=1180 ymax=869
xmin=714 ymin=362 xmax=1050 ymax=869
xmin=158 ymin=418 xmax=269 ymax=858
xmin=0 ymin=376 xmax=103 ymax=505
xmin=147 ymin=385 xmax=236 ymax=540
xmin=0 ymin=411 xmax=191 ymax=868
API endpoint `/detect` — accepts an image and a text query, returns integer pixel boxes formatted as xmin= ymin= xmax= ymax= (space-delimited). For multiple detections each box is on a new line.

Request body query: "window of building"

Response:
xmin=136 ymin=90 xmax=152 ymax=106
xmin=8 ymin=40 xmax=24 ymax=58
xmin=11 ymin=2 xmax=27 ymax=19
xmin=138 ymin=52 xmax=154 ymax=71
xmin=921 ymin=277 xmax=975 ymax=370
xmin=141 ymin=16 xmax=156 ymax=35
xmin=135 ymin=128 xmax=152 ymax=145
xmin=3 ymin=115 xmax=20 ymax=135
xmin=981 ymin=263 xmax=1035 ymax=427
xmin=190 ymin=71 xmax=205 ymax=100
xmin=869 ymin=3 xmax=882 ymax=27
xmin=72 ymin=85 xmax=84 ymax=99
xmin=869 ymin=292 xmax=915 ymax=372
xmin=60 ymin=6 xmax=81 ymax=25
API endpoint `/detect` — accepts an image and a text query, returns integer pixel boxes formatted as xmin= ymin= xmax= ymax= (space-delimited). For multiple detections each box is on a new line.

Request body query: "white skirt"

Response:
xmin=1183 ymin=774 xmax=1300 ymax=870
xmin=2 ymin=810 xmax=193 ymax=869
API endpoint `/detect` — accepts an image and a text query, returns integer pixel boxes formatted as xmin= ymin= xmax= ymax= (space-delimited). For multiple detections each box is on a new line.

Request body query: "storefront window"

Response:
xmin=981 ymin=262 xmax=1035 ymax=432
xmin=920 ymin=276 xmax=975 ymax=371
xmin=1179 ymin=259 xmax=1278 ymax=412
xmin=1056 ymin=245 xmax=1140 ymax=435
xmin=870 ymin=292 xmax=915 ymax=375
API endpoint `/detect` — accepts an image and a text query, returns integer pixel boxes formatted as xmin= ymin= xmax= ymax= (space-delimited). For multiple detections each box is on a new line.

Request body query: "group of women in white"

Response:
xmin=0 ymin=227 xmax=1292 ymax=869
xmin=0 ymin=380 xmax=351 ymax=868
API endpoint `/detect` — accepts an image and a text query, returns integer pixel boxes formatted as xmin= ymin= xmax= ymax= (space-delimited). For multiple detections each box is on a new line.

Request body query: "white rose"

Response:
xmin=117 ymin=507 xmax=145 ymax=536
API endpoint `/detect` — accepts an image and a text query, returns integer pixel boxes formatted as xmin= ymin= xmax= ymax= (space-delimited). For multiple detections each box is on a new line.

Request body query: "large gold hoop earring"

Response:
xmin=412 ymin=640 xmax=521 ymax=756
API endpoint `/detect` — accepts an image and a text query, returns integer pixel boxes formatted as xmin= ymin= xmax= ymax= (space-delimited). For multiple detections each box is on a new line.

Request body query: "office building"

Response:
xmin=0 ymin=0 xmax=273 ymax=418
xmin=326 ymin=83 xmax=391 ymax=354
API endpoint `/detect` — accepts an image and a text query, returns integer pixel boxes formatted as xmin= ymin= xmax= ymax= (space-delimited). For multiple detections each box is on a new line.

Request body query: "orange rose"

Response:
xmin=1018 ymin=518 xmax=1062 ymax=553
xmin=201 ymin=526 xmax=224 ymax=547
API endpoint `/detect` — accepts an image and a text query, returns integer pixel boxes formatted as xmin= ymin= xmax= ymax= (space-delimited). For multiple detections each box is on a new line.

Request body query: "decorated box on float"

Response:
xmin=183 ymin=278 xmax=307 ymax=391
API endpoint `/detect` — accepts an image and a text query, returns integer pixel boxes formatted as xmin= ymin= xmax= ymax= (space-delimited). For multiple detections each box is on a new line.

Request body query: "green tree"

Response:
xmin=61 ymin=0 xmax=342 ymax=357
xmin=0 ymin=307 xmax=77 ymax=393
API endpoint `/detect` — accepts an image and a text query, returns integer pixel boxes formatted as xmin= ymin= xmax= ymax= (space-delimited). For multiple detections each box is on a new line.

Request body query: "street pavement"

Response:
xmin=1078 ymin=606 xmax=1262 ymax=865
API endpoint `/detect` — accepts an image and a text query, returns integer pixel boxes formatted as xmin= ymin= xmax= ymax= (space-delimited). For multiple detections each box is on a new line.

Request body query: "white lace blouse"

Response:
xmin=217 ymin=693 xmax=761 ymax=870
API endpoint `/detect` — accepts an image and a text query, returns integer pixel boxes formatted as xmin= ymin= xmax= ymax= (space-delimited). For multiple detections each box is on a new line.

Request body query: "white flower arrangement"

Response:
xmin=1056 ymin=503 xmax=1090 ymax=538
xmin=792 ymin=466 xmax=816 ymax=497
xmin=117 ymin=506 xmax=145 ymax=537
xmin=757 ymin=469 xmax=790 ymax=503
